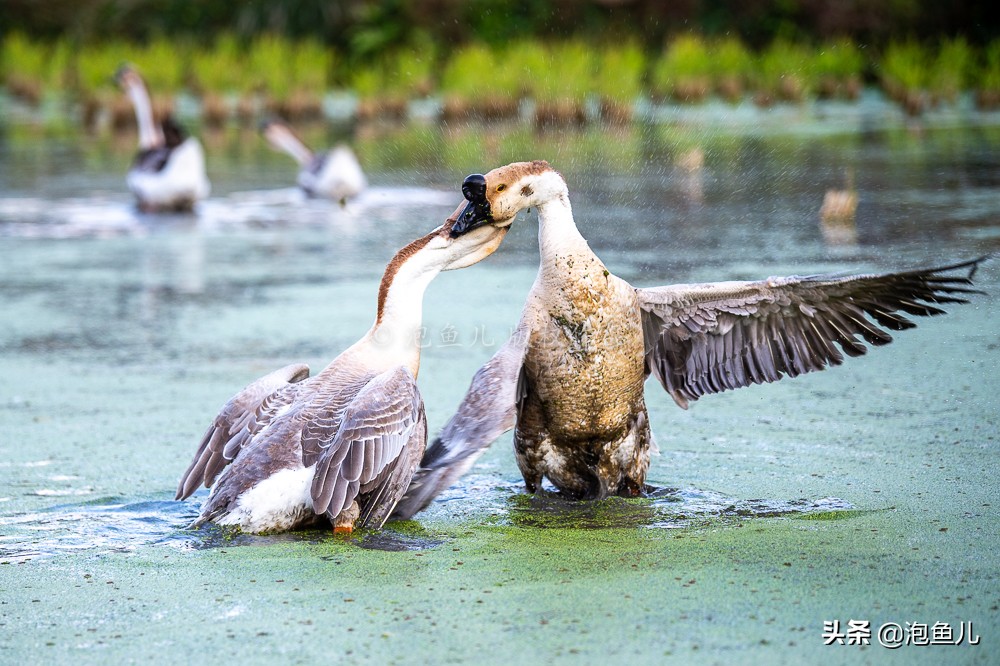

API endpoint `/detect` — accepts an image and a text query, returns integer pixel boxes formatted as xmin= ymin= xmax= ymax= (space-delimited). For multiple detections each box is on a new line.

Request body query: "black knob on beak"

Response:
xmin=462 ymin=174 xmax=487 ymax=203
xmin=451 ymin=173 xmax=492 ymax=237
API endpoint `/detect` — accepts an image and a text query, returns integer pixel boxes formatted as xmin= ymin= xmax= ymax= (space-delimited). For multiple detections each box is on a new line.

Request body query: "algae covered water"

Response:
xmin=1 ymin=115 xmax=999 ymax=664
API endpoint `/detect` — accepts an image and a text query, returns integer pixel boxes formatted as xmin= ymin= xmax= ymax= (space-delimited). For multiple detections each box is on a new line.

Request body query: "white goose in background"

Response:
xmin=394 ymin=160 xmax=986 ymax=517
xmin=175 ymin=200 xmax=511 ymax=534
xmin=115 ymin=65 xmax=210 ymax=212
xmin=261 ymin=119 xmax=367 ymax=204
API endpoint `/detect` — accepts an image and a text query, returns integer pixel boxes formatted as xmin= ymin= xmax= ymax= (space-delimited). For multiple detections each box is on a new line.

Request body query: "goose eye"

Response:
xmin=496 ymin=184 xmax=507 ymax=192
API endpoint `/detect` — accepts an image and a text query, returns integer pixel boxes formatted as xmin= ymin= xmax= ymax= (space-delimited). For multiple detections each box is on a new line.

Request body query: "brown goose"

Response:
xmin=394 ymin=160 xmax=987 ymax=516
xmin=175 ymin=203 xmax=511 ymax=533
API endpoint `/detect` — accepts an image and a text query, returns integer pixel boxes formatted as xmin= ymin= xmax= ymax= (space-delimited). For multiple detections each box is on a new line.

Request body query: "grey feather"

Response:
xmin=176 ymin=363 xmax=309 ymax=500
xmin=637 ymin=257 xmax=987 ymax=406
xmin=308 ymin=367 xmax=423 ymax=526
xmin=393 ymin=323 xmax=531 ymax=520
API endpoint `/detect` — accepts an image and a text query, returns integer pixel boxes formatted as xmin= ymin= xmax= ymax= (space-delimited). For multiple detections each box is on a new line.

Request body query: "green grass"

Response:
xmin=879 ymin=39 xmax=928 ymax=99
xmin=190 ymin=34 xmax=247 ymax=94
xmin=77 ymin=41 xmax=131 ymax=95
xmin=815 ymin=39 xmax=865 ymax=98
xmin=982 ymin=40 xmax=1000 ymax=92
xmin=593 ymin=42 xmax=645 ymax=102
xmin=651 ymin=34 xmax=713 ymax=101
xmin=929 ymin=37 xmax=972 ymax=103
xmin=532 ymin=40 xmax=593 ymax=103
xmin=754 ymin=39 xmax=815 ymax=102
xmin=7 ymin=33 xmax=1000 ymax=122
xmin=712 ymin=37 xmax=751 ymax=101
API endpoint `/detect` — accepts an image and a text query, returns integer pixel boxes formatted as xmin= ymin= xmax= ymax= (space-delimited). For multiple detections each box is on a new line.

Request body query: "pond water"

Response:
xmin=1 ymin=106 xmax=999 ymax=664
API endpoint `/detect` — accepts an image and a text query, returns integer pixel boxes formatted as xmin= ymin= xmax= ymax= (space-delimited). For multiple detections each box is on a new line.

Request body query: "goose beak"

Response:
xmin=450 ymin=174 xmax=492 ymax=237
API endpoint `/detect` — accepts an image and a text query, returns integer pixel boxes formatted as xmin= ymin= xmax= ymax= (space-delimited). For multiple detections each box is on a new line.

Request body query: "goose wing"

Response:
xmin=175 ymin=363 xmax=310 ymax=500
xmin=393 ymin=323 xmax=531 ymax=520
xmin=308 ymin=367 xmax=424 ymax=529
xmin=637 ymin=257 xmax=986 ymax=409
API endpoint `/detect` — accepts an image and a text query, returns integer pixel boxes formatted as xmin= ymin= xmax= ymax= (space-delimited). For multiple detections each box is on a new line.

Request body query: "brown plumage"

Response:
xmin=394 ymin=161 xmax=988 ymax=517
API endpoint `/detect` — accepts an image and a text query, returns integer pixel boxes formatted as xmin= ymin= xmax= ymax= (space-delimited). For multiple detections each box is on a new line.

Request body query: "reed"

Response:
xmin=879 ymin=40 xmax=929 ymax=115
xmin=652 ymin=34 xmax=713 ymax=103
xmin=815 ymin=39 xmax=865 ymax=100
xmin=593 ymin=42 xmax=645 ymax=123
xmin=753 ymin=39 xmax=815 ymax=106
xmin=929 ymin=37 xmax=972 ymax=105
xmin=976 ymin=39 xmax=1000 ymax=110
xmin=531 ymin=40 xmax=592 ymax=125
xmin=1 ymin=32 xmax=48 ymax=104
xmin=712 ymin=37 xmax=751 ymax=103
xmin=440 ymin=43 xmax=519 ymax=120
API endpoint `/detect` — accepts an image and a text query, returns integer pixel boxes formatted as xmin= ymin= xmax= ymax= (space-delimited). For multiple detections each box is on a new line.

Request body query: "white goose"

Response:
xmin=394 ymin=160 xmax=987 ymax=515
xmin=115 ymin=65 xmax=210 ymax=212
xmin=175 ymin=203 xmax=511 ymax=533
xmin=261 ymin=120 xmax=367 ymax=204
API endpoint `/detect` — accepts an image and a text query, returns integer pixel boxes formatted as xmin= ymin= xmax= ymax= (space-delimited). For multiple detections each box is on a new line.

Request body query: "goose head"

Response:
xmin=451 ymin=160 xmax=566 ymax=235
xmin=430 ymin=199 xmax=513 ymax=271
xmin=114 ymin=64 xmax=147 ymax=94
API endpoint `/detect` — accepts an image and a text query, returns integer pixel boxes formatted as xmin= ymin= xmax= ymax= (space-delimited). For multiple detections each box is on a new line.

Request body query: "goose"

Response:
xmin=261 ymin=119 xmax=367 ymax=204
xmin=393 ymin=160 xmax=987 ymax=516
xmin=115 ymin=65 xmax=210 ymax=212
xmin=175 ymin=201 xmax=511 ymax=533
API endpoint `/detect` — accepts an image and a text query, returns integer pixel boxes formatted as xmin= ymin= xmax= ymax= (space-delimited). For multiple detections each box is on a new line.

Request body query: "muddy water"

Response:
xmin=1 ymin=113 xmax=998 ymax=664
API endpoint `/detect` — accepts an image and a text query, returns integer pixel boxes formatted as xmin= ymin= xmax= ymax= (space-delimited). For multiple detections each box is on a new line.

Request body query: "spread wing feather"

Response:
xmin=308 ymin=367 xmax=424 ymax=528
xmin=637 ymin=257 xmax=987 ymax=409
xmin=175 ymin=363 xmax=310 ymax=500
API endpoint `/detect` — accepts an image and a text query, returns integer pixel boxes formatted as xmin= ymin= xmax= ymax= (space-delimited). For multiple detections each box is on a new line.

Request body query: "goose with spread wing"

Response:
xmin=175 ymin=202 xmax=511 ymax=533
xmin=394 ymin=160 xmax=987 ymax=517
xmin=115 ymin=65 xmax=210 ymax=212
xmin=261 ymin=119 xmax=366 ymax=204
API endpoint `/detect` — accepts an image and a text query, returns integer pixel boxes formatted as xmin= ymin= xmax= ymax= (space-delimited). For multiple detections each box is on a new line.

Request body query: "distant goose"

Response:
xmin=261 ymin=119 xmax=367 ymax=204
xmin=115 ymin=65 xmax=210 ymax=212
xmin=395 ymin=160 xmax=987 ymax=515
xmin=175 ymin=200 xmax=512 ymax=534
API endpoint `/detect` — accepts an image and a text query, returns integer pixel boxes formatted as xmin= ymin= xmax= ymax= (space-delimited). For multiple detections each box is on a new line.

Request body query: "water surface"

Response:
xmin=1 ymin=113 xmax=998 ymax=664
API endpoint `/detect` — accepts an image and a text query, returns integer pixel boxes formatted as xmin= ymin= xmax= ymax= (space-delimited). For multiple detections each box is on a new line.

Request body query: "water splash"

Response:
xmin=0 ymin=478 xmax=856 ymax=564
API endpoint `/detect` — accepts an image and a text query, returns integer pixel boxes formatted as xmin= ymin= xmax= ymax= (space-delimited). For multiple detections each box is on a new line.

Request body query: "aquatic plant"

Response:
xmin=1 ymin=32 xmax=48 ymax=103
xmin=815 ymin=39 xmax=865 ymax=100
xmin=976 ymin=39 xmax=1000 ymax=109
xmin=593 ymin=42 xmax=645 ymax=123
xmin=190 ymin=34 xmax=246 ymax=94
xmin=879 ymin=40 xmax=929 ymax=114
xmin=652 ymin=34 xmax=713 ymax=103
xmin=440 ymin=43 xmax=519 ymax=120
xmin=928 ymin=37 xmax=972 ymax=104
xmin=712 ymin=37 xmax=751 ymax=103
xmin=531 ymin=41 xmax=593 ymax=125
xmin=753 ymin=39 xmax=815 ymax=105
